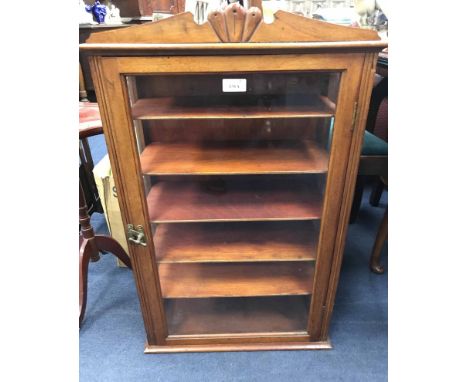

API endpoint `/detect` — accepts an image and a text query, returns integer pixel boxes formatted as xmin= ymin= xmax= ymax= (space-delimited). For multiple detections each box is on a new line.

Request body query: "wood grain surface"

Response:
xmin=144 ymin=340 xmax=331 ymax=353
xmin=140 ymin=140 xmax=329 ymax=175
xmin=131 ymin=95 xmax=335 ymax=120
xmin=242 ymin=7 xmax=263 ymax=42
xmin=142 ymin=118 xmax=329 ymax=143
xmin=154 ymin=221 xmax=319 ymax=263
xmin=251 ymin=10 xmax=380 ymax=43
xmin=225 ymin=3 xmax=246 ymax=42
xmin=207 ymin=9 xmax=229 ymax=43
xmin=146 ymin=176 xmax=324 ymax=222
xmin=83 ymin=10 xmax=381 ymax=45
xmin=158 ymin=262 xmax=315 ymax=298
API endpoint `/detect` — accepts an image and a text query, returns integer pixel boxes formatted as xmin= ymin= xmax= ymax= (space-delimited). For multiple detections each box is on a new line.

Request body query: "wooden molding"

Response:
xmin=207 ymin=3 xmax=263 ymax=43
xmin=83 ymin=7 xmax=382 ymax=47
xmin=144 ymin=340 xmax=332 ymax=353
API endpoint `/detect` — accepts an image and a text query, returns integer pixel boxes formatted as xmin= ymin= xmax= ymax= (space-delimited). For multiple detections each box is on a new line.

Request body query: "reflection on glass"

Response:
xmin=126 ymin=71 xmax=340 ymax=336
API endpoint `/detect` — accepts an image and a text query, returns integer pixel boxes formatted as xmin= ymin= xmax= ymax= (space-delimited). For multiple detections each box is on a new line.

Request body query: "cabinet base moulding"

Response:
xmin=144 ymin=339 xmax=332 ymax=353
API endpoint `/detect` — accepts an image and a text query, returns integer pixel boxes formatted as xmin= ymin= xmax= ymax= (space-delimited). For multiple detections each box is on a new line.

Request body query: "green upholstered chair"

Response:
xmin=349 ymin=72 xmax=388 ymax=274
xmin=350 ymin=130 xmax=388 ymax=223
xmin=359 ymin=130 xmax=388 ymax=175
xmin=350 ymin=69 xmax=388 ymax=221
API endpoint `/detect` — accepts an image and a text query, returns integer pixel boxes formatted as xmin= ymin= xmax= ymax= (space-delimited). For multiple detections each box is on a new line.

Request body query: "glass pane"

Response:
xmin=126 ymin=70 xmax=340 ymax=336
xmin=165 ymin=296 xmax=310 ymax=335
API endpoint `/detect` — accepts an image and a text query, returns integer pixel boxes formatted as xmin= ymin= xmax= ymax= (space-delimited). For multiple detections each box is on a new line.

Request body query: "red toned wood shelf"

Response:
xmin=158 ymin=262 xmax=315 ymax=298
xmin=131 ymin=95 xmax=335 ymax=120
xmin=140 ymin=140 xmax=329 ymax=175
xmin=154 ymin=221 xmax=319 ymax=263
xmin=146 ymin=176 xmax=324 ymax=223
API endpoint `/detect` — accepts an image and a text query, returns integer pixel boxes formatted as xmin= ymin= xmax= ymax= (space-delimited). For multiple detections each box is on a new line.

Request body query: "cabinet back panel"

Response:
xmin=142 ymin=118 xmax=331 ymax=143
xmin=134 ymin=72 xmax=331 ymax=98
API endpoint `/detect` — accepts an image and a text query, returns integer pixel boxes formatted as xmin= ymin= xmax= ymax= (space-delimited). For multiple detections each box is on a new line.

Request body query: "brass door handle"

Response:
xmin=127 ymin=224 xmax=147 ymax=246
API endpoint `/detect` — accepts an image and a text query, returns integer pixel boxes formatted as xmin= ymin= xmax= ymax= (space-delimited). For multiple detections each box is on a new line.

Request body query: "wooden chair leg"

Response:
xmin=369 ymin=177 xmax=385 ymax=207
xmin=350 ymin=175 xmax=365 ymax=223
xmin=370 ymin=207 xmax=387 ymax=274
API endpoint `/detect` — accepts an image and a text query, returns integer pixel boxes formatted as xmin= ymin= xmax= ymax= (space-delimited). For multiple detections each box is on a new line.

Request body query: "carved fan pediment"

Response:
xmin=207 ymin=3 xmax=263 ymax=43
xmin=83 ymin=3 xmax=383 ymax=46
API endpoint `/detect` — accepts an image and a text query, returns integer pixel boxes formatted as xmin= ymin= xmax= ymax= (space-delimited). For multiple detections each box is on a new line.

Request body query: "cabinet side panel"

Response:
xmin=307 ymin=56 xmax=367 ymax=340
xmin=317 ymin=53 xmax=379 ymax=340
xmin=89 ymin=56 xmax=168 ymax=345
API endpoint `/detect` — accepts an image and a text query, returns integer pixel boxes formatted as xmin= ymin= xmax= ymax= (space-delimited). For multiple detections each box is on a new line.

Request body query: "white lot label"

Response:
xmin=222 ymin=78 xmax=247 ymax=92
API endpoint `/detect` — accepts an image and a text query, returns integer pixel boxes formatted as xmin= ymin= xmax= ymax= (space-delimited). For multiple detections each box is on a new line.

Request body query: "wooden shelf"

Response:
xmin=165 ymin=296 xmax=310 ymax=335
xmin=147 ymin=176 xmax=323 ymax=223
xmin=131 ymin=95 xmax=335 ymax=120
xmin=140 ymin=140 xmax=329 ymax=175
xmin=154 ymin=221 xmax=319 ymax=263
xmin=158 ymin=262 xmax=315 ymax=298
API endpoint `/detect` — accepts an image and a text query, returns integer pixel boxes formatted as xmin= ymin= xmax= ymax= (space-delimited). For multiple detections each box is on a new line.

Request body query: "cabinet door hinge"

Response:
xmin=351 ymin=101 xmax=358 ymax=131
xmin=127 ymin=224 xmax=147 ymax=247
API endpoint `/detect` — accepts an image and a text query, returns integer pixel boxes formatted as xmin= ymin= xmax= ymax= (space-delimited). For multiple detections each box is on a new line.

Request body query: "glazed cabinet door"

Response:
xmin=90 ymin=53 xmax=370 ymax=347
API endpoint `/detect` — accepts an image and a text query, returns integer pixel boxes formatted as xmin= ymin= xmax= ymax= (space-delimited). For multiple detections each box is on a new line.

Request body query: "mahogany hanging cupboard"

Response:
xmin=81 ymin=3 xmax=386 ymax=353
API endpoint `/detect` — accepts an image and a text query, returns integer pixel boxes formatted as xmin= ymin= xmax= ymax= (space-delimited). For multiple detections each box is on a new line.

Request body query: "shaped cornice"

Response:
xmin=83 ymin=4 xmax=382 ymax=46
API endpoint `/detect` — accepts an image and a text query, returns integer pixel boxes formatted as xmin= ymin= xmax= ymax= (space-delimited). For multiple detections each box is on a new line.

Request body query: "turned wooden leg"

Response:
xmin=79 ymin=182 xmax=100 ymax=327
xmin=369 ymin=177 xmax=385 ymax=207
xmin=95 ymin=235 xmax=132 ymax=269
xmin=79 ymin=236 xmax=132 ymax=327
xmin=79 ymin=183 xmax=100 ymax=262
xmin=79 ymin=62 xmax=89 ymax=102
xmin=370 ymin=207 xmax=388 ymax=274
xmin=79 ymin=237 xmax=94 ymax=328
xmin=350 ymin=175 xmax=365 ymax=223
xmin=79 ymin=181 xmax=132 ymax=327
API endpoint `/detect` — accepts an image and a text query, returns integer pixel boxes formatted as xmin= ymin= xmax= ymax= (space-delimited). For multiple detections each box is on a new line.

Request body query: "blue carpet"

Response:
xmin=81 ymin=135 xmax=388 ymax=381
